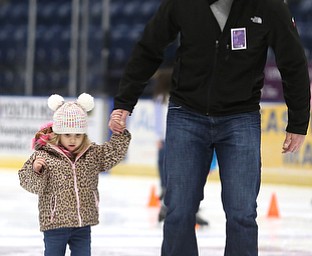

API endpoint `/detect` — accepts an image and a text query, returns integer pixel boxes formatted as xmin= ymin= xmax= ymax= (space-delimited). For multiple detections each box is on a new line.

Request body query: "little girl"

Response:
xmin=19 ymin=93 xmax=131 ymax=256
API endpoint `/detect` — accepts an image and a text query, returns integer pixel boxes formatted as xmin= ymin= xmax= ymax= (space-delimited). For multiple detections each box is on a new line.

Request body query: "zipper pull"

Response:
xmin=215 ymin=40 xmax=219 ymax=49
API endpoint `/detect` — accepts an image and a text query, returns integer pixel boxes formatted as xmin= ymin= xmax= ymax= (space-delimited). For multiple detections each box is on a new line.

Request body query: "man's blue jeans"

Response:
xmin=161 ymin=102 xmax=261 ymax=256
xmin=43 ymin=226 xmax=91 ymax=256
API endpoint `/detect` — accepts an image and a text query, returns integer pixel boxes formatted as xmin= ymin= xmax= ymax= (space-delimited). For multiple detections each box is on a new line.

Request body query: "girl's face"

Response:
xmin=60 ymin=134 xmax=84 ymax=152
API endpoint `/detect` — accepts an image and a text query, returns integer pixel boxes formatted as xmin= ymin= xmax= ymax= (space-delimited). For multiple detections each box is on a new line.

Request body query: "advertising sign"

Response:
xmin=0 ymin=96 xmax=107 ymax=168
xmin=261 ymin=103 xmax=312 ymax=170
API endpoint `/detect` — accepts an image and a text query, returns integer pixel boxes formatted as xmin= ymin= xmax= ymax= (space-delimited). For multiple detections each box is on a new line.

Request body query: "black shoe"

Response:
xmin=158 ymin=205 xmax=167 ymax=222
xmin=158 ymin=206 xmax=209 ymax=226
xmin=195 ymin=214 xmax=209 ymax=226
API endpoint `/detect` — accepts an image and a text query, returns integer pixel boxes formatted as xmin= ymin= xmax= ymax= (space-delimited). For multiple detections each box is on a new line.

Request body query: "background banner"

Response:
xmin=0 ymin=96 xmax=107 ymax=165
xmin=261 ymin=103 xmax=312 ymax=170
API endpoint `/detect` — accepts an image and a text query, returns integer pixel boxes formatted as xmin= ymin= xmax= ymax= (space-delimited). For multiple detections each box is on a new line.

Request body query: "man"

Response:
xmin=109 ymin=0 xmax=311 ymax=255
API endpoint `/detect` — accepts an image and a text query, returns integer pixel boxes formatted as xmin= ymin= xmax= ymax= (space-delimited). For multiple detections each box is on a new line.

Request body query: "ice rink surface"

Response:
xmin=0 ymin=169 xmax=312 ymax=256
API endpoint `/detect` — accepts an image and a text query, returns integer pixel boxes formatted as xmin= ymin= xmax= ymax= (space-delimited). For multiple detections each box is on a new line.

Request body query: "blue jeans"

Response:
xmin=161 ymin=102 xmax=261 ymax=256
xmin=43 ymin=226 xmax=91 ymax=256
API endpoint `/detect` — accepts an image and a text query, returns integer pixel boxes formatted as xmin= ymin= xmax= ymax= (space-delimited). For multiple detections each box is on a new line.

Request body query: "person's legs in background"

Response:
xmin=158 ymin=140 xmax=166 ymax=201
xmin=157 ymin=140 xmax=168 ymax=222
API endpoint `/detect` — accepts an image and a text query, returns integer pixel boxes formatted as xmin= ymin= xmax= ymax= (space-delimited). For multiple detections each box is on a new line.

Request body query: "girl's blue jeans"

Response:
xmin=161 ymin=102 xmax=261 ymax=256
xmin=43 ymin=225 xmax=91 ymax=256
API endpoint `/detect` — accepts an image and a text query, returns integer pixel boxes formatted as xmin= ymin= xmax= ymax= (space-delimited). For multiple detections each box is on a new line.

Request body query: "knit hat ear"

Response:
xmin=77 ymin=93 xmax=94 ymax=112
xmin=48 ymin=94 xmax=65 ymax=111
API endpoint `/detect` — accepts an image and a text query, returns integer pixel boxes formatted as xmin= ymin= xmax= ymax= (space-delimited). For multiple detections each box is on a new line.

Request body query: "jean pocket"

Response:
xmin=168 ymin=101 xmax=182 ymax=110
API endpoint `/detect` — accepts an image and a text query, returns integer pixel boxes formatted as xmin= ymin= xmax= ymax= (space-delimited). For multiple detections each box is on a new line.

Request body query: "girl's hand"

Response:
xmin=33 ymin=155 xmax=46 ymax=174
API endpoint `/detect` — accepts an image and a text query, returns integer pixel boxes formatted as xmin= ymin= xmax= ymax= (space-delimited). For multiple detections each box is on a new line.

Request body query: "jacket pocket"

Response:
xmin=49 ymin=195 xmax=57 ymax=223
xmin=92 ymin=190 xmax=99 ymax=212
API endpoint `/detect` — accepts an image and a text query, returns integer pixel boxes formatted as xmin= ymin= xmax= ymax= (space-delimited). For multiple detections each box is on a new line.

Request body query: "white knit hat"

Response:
xmin=48 ymin=93 xmax=94 ymax=134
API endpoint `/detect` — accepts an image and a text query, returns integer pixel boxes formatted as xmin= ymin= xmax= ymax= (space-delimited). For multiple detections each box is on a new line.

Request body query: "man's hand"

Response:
xmin=282 ymin=132 xmax=306 ymax=153
xmin=108 ymin=109 xmax=130 ymax=134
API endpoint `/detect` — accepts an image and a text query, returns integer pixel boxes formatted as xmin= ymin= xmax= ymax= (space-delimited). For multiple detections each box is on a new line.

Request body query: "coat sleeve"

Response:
xmin=18 ymin=152 xmax=49 ymax=195
xmin=96 ymin=129 xmax=131 ymax=172
xmin=114 ymin=0 xmax=179 ymax=113
xmin=267 ymin=0 xmax=311 ymax=135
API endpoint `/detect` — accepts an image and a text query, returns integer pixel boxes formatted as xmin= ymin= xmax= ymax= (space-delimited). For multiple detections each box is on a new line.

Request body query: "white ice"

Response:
xmin=0 ymin=169 xmax=312 ymax=256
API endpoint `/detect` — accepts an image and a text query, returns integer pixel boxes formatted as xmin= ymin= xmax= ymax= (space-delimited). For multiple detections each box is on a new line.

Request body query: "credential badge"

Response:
xmin=231 ymin=28 xmax=247 ymax=50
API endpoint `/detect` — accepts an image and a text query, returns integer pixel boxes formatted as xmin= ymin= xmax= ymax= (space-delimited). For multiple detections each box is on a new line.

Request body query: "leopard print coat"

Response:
xmin=19 ymin=130 xmax=131 ymax=231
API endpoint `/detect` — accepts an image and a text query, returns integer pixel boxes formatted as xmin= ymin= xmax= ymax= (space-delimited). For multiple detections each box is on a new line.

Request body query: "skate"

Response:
xmin=158 ymin=205 xmax=209 ymax=226
xmin=158 ymin=205 xmax=167 ymax=222
xmin=195 ymin=214 xmax=209 ymax=226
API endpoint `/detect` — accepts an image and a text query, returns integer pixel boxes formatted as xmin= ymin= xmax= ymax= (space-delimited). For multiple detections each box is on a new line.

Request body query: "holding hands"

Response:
xmin=109 ymin=109 xmax=130 ymax=134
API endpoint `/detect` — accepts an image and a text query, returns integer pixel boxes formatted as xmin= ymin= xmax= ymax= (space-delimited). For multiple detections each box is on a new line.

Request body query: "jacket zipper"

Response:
xmin=72 ymin=145 xmax=91 ymax=227
xmin=206 ymin=39 xmax=220 ymax=116
xmin=72 ymin=163 xmax=82 ymax=227
xmin=49 ymin=144 xmax=92 ymax=227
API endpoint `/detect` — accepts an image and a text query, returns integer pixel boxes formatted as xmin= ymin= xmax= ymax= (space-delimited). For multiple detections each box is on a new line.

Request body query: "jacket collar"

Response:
xmin=221 ymin=0 xmax=244 ymax=36
xmin=208 ymin=0 xmax=219 ymax=4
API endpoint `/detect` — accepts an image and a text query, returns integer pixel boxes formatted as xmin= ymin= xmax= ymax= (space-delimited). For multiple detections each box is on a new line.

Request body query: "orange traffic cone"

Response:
xmin=267 ymin=193 xmax=280 ymax=218
xmin=148 ymin=185 xmax=160 ymax=207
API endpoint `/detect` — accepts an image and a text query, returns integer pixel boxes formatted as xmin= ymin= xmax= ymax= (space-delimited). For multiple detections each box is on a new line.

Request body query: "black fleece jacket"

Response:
xmin=114 ymin=0 xmax=311 ymax=135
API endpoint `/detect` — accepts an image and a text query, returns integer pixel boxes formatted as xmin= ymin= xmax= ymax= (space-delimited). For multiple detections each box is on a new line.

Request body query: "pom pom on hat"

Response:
xmin=48 ymin=94 xmax=65 ymax=111
xmin=77 ymin=93 xmax=94 ymax=112
xmin=48 ymin=93 xmax=94 ymax=134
